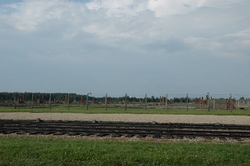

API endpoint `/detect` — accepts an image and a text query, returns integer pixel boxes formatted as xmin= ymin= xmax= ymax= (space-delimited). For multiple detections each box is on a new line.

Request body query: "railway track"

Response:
xmin=1 ymin=119 xmax=250 ymax=139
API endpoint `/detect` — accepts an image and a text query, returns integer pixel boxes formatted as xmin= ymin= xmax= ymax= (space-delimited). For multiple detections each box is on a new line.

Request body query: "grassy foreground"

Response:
xmin=0 ymin=136 xmax=250 ymax=166
xmin=0 ymin=104 xmax=250 ymax=115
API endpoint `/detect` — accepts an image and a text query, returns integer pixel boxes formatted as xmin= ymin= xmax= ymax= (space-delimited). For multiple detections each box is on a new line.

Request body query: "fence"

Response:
xmin=0 ymin=92 xmax=250 ymax=110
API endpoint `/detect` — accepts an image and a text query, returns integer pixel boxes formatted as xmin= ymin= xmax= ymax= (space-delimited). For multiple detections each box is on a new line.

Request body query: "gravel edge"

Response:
xmin=1 ymin=113 xmax=250 ymax=125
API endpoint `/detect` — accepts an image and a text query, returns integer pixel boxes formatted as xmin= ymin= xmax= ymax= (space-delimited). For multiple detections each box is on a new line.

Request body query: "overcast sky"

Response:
xmin=0 ymin=0 xmax=249 ymax=98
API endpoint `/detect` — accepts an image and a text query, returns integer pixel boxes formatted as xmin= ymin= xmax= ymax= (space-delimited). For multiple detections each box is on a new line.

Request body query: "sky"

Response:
xmin=0 ymin=0 xmax=250 ymax=98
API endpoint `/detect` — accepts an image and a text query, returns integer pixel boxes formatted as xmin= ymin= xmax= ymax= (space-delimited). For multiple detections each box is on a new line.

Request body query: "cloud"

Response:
xmin=200 ymin=0 xmax=246 ymax=8
xmin=82 ymin=24 xmax=107 ymax=36
xmin=1 ymin=0 xmax=249 ymax=59
xmin=184 ymin=28 xmax=250 ymax=58
xmin=0 ymin=0 xmax=250 ymax=95
xmin=86 ymin=0 xmax=201 ymax=17
xmin=85 ymin=0 xmax=247 ymax=18
xmin=85 ymin=0 xmax=206 ymax=17
xmin=147 ymin=0 xmax=200 ymax=17
xmin=144 ymin=37 xmax=188 ymax=53
xmin=1 ymin=0 xmax=87 ymax=31
xmin=86 ymin=0 xmax=147 ymax=17
xmin=147 ymin=0 xmax=248 ymax=17
xmin=226 ymin=28 xmax=250 ymax=39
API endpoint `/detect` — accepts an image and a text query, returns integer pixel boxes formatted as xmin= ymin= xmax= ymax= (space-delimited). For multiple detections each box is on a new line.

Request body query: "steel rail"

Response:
xmin=2 ymin=120 xmax=250 ymax=130
xmin=1 ymin=120 xmax=250 ymax=139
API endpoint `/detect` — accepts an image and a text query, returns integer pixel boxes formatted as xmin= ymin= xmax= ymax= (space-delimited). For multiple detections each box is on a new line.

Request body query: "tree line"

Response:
xmin=0 ymin=92 xmax=199 ymax=104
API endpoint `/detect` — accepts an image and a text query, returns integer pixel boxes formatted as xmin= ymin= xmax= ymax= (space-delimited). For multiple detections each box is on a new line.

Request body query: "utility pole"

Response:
xmin=145 ymin=93 xmax=147 ymax=111
xmin=86 ymin=93 xmax=91 ymax=110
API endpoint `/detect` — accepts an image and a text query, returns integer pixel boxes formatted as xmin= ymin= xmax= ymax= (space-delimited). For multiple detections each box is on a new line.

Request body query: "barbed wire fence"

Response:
xmin=0 ymin=92 xmax=250 ymax=110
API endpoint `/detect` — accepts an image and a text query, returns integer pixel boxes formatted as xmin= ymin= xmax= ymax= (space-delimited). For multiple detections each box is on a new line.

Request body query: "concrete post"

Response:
xmin=165 ymin=94 xmax=168 ymax=110
xmin=31 ymin=93 xmax=34 ymax=109
xmin=230 ymin=93 xmax=232 ymax=112
xmin=105 ymin=93 xmax=107 ymax=110
xmin=186 ymin=94 xmax=188 ymax=111
xmin=125 ymin=93 xmax=127 ymax=111
xmin=207 ymin=92 xmax=210 ymax=112
xmin=86 ymin=93 xmax=90 ymax=110
xmin=49 ymin=93 xmax=51 ymax=109
xmin=14 ymin=93 xmax=16 ymax=109
xmin=213 ymin=98 xmax=215 ymax=109
xmin=68 ymin=93 xmax=70 ymax=110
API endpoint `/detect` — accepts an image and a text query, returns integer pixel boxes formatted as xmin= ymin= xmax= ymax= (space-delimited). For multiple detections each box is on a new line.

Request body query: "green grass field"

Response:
xmin=0 ymin=136 xmax=250 ymax=166
xmin=0 ymin=104 xmax=250 ymax=116
xmin=1 ymin=104 xmax=250 ymax=165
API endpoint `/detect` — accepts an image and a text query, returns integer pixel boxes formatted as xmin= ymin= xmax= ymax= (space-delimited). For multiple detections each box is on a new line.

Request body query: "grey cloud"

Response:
xmin=0 ymin=0 xmax=250 ymax=96
xmin=184 ymin=28 xmax=250 ymax=58
xmin=143 ymin=37 xmax=188 ymax=53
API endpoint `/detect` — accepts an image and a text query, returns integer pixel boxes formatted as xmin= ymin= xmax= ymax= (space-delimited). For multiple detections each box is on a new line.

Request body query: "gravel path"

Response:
xmin=1 ymin=113 xmax=250 ymax=125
